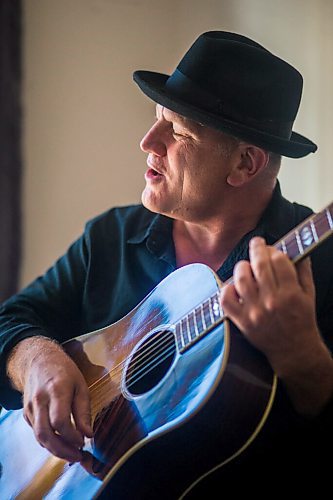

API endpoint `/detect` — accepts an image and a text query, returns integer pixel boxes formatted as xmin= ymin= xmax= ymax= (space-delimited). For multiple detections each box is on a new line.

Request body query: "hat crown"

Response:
xmin=175 ymin=31 xmax=303 ymax=123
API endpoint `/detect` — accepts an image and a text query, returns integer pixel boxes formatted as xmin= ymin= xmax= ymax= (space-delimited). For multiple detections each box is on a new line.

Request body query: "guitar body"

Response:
xmin=0 ymin=263 xmax=276 ymax=499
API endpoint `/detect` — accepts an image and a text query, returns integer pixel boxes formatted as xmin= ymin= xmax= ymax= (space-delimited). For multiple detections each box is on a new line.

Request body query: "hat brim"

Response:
xmin=133 ymin=70 xmax=317 ymax=159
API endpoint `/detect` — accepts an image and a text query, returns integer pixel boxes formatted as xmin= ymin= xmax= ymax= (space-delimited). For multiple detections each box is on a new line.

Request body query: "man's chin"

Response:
xmin=141 ymin=191 xmax=162 ymax=213
xmin=141 ymin=190 xmax=182 ymax=219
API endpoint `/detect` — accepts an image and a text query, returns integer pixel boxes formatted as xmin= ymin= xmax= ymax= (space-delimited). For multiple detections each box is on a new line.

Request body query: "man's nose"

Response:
xmin=140 ymin=122 xmax=167 ymax=157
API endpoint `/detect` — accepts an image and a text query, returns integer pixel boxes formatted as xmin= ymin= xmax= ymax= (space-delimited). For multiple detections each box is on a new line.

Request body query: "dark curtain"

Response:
xmin=0 ymin=0 xmax=22 ymax=302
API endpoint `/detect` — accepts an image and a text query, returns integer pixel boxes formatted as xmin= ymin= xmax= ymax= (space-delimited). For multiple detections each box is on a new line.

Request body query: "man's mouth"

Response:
xmin=149 ymin=168 xmax=162 ymax=176
xmin=145 ymin=156 xmax=165 ymax=180
xmin=145 ymin=167 xmax=163 ymax=180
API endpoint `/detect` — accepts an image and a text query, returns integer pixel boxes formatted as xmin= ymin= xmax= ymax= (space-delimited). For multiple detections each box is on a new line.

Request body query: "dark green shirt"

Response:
xmin=0 ymin=183 xmax=332 ymax=491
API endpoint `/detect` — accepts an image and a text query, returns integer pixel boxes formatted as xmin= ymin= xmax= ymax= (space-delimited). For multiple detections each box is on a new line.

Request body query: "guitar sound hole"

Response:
xmin=125 ymin=329 xmax=176 ymax=396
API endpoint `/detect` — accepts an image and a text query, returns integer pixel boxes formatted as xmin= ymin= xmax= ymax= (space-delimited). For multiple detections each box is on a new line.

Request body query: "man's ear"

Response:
xmin=227 ymin=144 xmax=270 ymax=187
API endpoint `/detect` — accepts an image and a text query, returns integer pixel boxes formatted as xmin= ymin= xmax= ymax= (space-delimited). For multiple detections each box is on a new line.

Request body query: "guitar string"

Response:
xmin=87 ymin=331 xmax=175 ymax=395
xmin=103 ymin=302 xmax=221 ymax=393
xmin=88 ymin=344 xmax=172 ymax=412
xmin=86 ymin=293 xmax=220 ymax=391
xmin=87 ymin=317 xmax=224 ymax=415
xmin=48 ymin=332 xmax=216 ymax=494
xmin=85 ymin=316 xmax=176 ymax=388
xmin=88 ymin=334 xmax=219 ymax=416
xmin=91 ymin=331 xmax=174 ymax=394
xmin=86 ymin=332 xmax=180 ymax=401
xmin=89 ymin=341 xmax=178 ymax=414
xmin=79 ymin=224 xmax=328 ymax=475
xmin=87 ymin=210 xmax=331 ymax=410
xmin=87 ymin=301 xmax=220 ymax=408
xmin=92 ymin=337 xmax=175 ymax=394
xmin=23 ymin=209 xmax=331 ymax=492
xmin=88 ymin=304 xmax=227 ymax=414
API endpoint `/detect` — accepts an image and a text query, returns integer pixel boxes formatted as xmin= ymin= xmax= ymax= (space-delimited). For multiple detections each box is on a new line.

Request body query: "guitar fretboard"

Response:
xmin=274 ymin=202 xmax=333 ymax=262
xmin=174 ymin=201 xmax=333 ymax=354
xmin=175 ymin=293 xmax=222 ymax=353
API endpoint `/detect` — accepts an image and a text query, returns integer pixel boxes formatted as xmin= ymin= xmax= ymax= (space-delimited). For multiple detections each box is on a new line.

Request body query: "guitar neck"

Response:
xmin=274 ymin=201 xmax=333 ymax=263
xmin=175 ymin=201 xmax=333 ymax=353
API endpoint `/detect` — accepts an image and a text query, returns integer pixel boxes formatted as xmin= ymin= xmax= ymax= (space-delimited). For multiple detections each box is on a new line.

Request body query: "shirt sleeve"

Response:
xmin=0 ymin=233 xmax=89 ymax=409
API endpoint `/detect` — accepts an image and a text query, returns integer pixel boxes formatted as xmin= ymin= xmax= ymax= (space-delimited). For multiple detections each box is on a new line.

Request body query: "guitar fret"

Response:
xmin=187 ymin=313 xmax=196 ymax=341
xmin=280 ymin=239 xmax=287 ymax=254
xmin=175 ymin=322 xmax=185 ymax=350
xmin=326 ymin=208 xmax=333 ymax=229
xmin=284 ymin=234 xmax=299 ymax=260
xmin=310 ymin=219 xmax=319 ymax=242
xmin=185 ymin=315 xmax=191 ymax=341
xmin=180 ymin=318 xmax=191 ymax=345
xmin=314 ymin=211 xmax=331 ymax=237
xmin=295 ymin=229 xmax=304 ymax=254
xmin=211 ymin=293 xmax=222 ymax=319
xmin=195 ymin=306 xmax=204 ymax=334
xmin=180 ymin=319 xmax=189 ymax=346
xmin=200 ymin=303 xmax=207 ymax=331
xmin=190 ymin=310 xmax=199 ymax=337
xmin=203 ymin=300 xmax=212 ymax=328
xmin=179 ymin=319 xmax=183 ymax=345
xmin=208 ymin=298 xmax=215 ymax=324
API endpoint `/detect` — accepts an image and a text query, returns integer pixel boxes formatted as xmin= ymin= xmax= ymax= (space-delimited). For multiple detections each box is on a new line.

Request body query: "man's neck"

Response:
xmin=172 ymin=189 xmax=274 ymax=271
xmin=173 ymin=220 xmax=247 ymax=271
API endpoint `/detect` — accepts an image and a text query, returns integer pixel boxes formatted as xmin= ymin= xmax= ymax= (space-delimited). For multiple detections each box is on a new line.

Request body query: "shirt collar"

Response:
xmin=217 ymin=181 xmax=297 ymax=280
xmin=126 ymin=180 xmax=297 ymax=278
xmin=258 ymin=180 xmax=296 ymax=241
xmin=127 ymin=211 xmax=172 ymax=245
xmin=127 ymin=211 xmax=176 ymax=268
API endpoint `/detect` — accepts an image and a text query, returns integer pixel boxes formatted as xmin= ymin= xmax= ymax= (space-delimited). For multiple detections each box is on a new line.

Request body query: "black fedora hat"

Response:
xmin=133 ymin=31 xmax=317 ymax=158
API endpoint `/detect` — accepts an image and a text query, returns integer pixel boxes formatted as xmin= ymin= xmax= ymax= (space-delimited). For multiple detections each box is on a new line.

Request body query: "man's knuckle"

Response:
xmin=32 ymin=390 xmax=48 ymax=406
xmin=35 ymin=427 xmax=49 ymax=444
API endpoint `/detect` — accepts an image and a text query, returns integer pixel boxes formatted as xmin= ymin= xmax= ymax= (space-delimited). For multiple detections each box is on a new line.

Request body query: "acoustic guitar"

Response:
xmin=0 ymin=201 xmax=332 ymax=499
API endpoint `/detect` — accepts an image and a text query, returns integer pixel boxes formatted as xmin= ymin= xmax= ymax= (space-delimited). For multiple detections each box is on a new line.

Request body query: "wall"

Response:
xmin=21 ymin=0 xmax=333 ymax=286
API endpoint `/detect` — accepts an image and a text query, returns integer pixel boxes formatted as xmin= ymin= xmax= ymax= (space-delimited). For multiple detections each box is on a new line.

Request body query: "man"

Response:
xmin=0 ymin=31 xmax=332 ymax=496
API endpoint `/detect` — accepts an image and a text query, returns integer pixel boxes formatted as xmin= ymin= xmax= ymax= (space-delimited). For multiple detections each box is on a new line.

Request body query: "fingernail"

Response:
xmin=86 ymin=427 xmax=94 ymax=438
xmin=250 ymin=236 xmax=265 ymax=246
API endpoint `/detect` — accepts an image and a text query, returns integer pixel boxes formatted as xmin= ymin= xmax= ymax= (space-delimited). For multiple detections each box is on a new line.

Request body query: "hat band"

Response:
xmin=166 ymin=69 xmax=293 ymax=139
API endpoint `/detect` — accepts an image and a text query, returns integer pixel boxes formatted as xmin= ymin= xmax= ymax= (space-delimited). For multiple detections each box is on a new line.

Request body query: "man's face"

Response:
xmin=140 ymin=105 xmax=237 ymax=223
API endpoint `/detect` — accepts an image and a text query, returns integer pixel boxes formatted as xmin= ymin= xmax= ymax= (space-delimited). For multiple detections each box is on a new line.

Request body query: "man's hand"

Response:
xmin=220 ymin=236 xmax=333 ymax=416
xmin=7 ymin=337 xmax=93 ymax=462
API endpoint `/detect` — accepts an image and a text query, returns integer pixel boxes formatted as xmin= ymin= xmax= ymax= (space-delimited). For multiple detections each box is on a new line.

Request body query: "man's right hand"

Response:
xmin=7 ymin=336 xmax=94 ymax=462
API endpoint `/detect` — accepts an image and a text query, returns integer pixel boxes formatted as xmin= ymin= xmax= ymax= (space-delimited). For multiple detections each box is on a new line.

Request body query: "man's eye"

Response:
xmin=172 ymin=129 xmax=185 ymax=137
